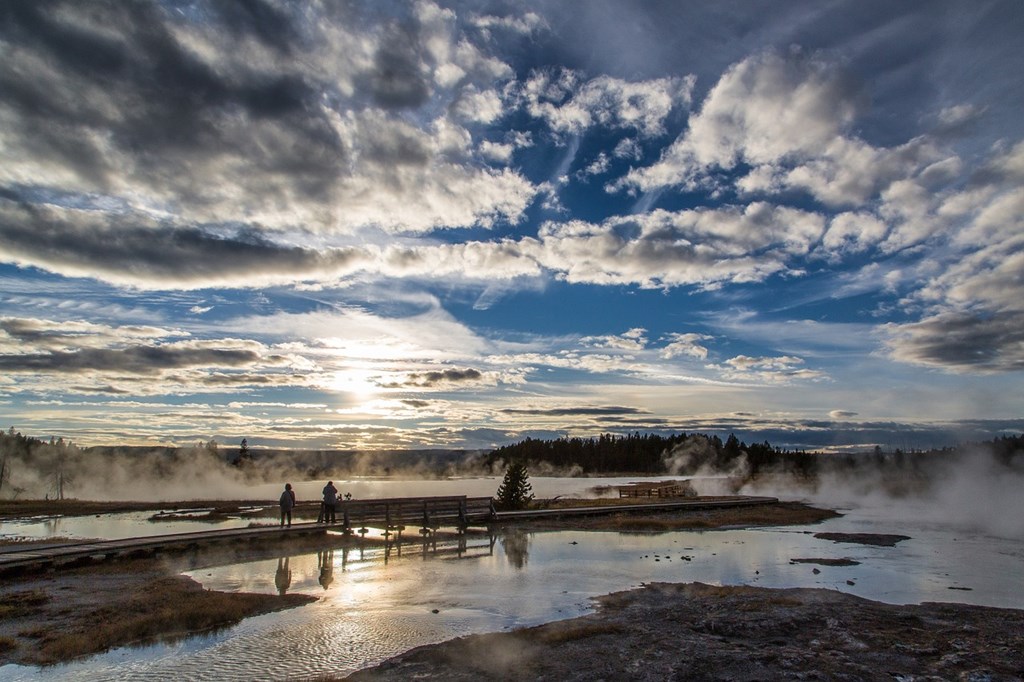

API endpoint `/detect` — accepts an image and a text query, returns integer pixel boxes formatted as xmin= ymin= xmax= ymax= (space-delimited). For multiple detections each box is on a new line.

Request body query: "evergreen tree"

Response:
xmin=495 ymin=461 xmax=534 ymax=510
xmin=236 ymin=438 xmax=251 ymax=466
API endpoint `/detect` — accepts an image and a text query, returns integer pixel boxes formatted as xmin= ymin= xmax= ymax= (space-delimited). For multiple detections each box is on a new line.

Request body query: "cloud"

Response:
xmin=0 ymin=344 xmax=265 ymax=375
xmin=880 ymin=149 xmax=1024 ymax=373
xmin=617 ymin=49 xmax=959 ymax=213
xmin=532 ymin=202 xmax=825 ymax=288
xmin=391 ymin=367 xmax=485 ymax=387
xmin=0 ymin=0 xmax=535 ymax=246
xmin=708 ymin=354 xmax=826 ymax=384
xmin=620 ymin=50 xmax=862 ymax=191
xmin=470 ymin=11 xmax=546 ymax=37
xmin=0 ymin=200 xmax=374 ymax=289
xmin=0 ymin=316 xmax=182 ymax=351
xmin=581 ymin=328 xmax=648 ymax=351
xmin=660 ymin=333 xmax=712 ymax=360
xmin=0 ymin=316 xmax=308 ymax=399
xmin=884 ymin=312 xmax=1024 ymax=373
xmin=519 ymin=68 xmax=694 ymax=137
xmin=501 ymin=406 xmax=647 ymax=417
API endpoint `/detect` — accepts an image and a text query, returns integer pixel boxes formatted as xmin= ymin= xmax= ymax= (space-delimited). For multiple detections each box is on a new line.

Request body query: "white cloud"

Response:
xmin=521 ymin=69 xmax=694 ymax=137
xmin=618 ymin=50 xmax=962 ymax=213
xmin=470 ymin=12 xmax=546 ymax=37
xmin=581 ymin=328 xmax=648 ymax=351
xmin=621 ymin=51 xmax=861 ymax=191
xmin=820 ymin=212 xmax=889 ymax=256
xmin=711 ymin=354 xmax=826 ymax=384
xmin=660 ymin=333 xmax=713 ymax=360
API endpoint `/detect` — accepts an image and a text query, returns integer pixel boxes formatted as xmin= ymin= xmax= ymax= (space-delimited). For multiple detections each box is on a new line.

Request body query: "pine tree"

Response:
xmin=495 ymin=461 xmax=534 ymax=510
xmin=236 ymin=438 xmax=251 ymax=466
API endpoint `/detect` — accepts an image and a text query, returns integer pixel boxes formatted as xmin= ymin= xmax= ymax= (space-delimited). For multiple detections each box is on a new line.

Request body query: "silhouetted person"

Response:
xmin=275 ymin=557 xmax=291 ymax=595
xmin=279 ymin=483 xmax=295 ymax=527
xmin=322 ymin=480 xmax=338 ymax=524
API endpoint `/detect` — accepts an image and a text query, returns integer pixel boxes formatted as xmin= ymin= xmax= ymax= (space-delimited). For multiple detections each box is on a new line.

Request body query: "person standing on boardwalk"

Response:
xmin=322 ymin=480 xmax=338 ymax=524
xmin=279 ymin=483 xmax=296 ymax=527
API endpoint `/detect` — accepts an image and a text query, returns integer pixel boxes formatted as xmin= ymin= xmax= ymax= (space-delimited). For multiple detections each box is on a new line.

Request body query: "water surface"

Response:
xmin=2 ymin=478 xmax=1021 ymax=681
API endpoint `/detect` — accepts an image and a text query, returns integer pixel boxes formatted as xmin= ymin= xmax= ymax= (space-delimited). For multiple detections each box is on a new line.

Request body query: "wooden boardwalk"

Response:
xmin=0 ymin=495 xmax=778 ymax=574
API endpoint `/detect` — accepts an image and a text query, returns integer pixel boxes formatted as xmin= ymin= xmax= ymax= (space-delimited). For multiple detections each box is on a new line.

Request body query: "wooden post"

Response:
xmin=420 ymin=500 xmax=430 ymax=535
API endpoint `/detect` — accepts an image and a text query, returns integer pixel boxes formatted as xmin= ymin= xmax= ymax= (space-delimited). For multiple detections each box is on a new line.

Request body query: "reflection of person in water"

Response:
xmin=317 ymin=549 xmax=334 ymax=590
xmin=274 ymin=557 xmax=291 ymax=595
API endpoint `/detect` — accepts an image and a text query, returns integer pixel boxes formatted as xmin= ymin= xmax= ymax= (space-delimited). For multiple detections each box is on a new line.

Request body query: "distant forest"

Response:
xmin=487 ymin=432 xmax=821 ymax=477
xmin=484 ymin=431 xmax=1024 ymax=481
xmin=2 ymin=426 xmax=1022 ymax=500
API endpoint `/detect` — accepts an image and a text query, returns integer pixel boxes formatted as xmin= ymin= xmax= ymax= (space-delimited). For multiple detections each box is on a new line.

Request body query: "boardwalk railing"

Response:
xmin=337 ymin=495 xmax=496 ymax=535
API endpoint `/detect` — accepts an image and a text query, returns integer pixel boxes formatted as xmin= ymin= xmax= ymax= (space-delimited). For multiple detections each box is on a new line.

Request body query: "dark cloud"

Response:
xmin=365 ymin=24 xmax=431 ymax=109
xmin=200 ymin=372 xmax=304 ymax=387
xmin=886 ymin=312 xmax=1024 ymax=373
xmin=69 ymin=384 xmax=131 ymax=395
xmin=395 ymin=368 xmax=484 ymax=387
xmin=206 ymin=0 xmax=301 ymax=54
xmin=0 ymin=318 xmax=78 ymax=345
xmin=1 ymin=0 xmax=344 ymax=205
xmin=0 ymin=346 xmax=262 ymax=374
xmin=501 ymin=406 xmax=647 ymax=416
xmin=0 ymin=201 xmax=363 ymax=287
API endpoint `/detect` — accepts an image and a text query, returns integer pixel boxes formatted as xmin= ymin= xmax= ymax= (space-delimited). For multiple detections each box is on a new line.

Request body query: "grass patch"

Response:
xmin=12 ymin=575 xmax=315 ymax=666
xmin=0 ymin=590 xmax=49 ymax=618
xmin=40 ymin=581 xmax=310 ymax=664
xmin=0 ymin=636 xmax=18 ymax=655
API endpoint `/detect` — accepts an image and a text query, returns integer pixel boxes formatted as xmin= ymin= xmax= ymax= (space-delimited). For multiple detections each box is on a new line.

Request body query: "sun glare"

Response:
xmin=328 ymin=369 xmax=381 ymax=400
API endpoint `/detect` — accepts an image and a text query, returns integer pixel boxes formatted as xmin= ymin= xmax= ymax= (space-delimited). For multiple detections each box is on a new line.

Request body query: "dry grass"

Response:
xmin=0 ymin=636 xmax=18 ymax=655
xmin=1 ymin=559 xmax=316 ymax=667
xmin=21 ymin=578 xmax=314 ymax=665
xmin=0 ymin=590 xmax=49 ymax=618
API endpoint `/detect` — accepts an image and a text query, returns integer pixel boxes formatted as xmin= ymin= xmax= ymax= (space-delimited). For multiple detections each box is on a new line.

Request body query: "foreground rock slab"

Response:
xmin=347 ymin=582 xmax=1024 ymax=681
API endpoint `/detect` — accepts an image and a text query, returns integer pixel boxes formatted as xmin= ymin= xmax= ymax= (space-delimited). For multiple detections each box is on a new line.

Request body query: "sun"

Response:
xmin=328 ymin=369 xmax=381 ymax=400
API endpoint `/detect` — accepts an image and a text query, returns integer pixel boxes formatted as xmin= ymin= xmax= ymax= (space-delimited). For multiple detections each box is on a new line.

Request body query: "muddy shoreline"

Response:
xmin=346 ymin=582 xmax=1024 ymax=681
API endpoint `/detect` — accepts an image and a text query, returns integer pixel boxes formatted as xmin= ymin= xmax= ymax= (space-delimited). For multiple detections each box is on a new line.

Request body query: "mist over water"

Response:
xmin=740 ymin=446 xmax=1024 ymax=542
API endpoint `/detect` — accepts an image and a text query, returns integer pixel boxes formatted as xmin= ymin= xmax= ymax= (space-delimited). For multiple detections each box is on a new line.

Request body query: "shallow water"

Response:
xmin=2 ymin=478 xmax=1023 ymax=681
xmin=0 ymin=475 xmax=663 ymax=542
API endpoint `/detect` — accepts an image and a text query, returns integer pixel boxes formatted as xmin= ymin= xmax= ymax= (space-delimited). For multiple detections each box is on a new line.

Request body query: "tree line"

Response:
xmin=485 ymin=431 xmax=1024 ymax=481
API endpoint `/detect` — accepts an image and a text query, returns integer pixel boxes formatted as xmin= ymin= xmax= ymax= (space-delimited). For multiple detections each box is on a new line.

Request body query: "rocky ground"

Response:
xmin=347 ymin=581 xmax=1024 ymax=681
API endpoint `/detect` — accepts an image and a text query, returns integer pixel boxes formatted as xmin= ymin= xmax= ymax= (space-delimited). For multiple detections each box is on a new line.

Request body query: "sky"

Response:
xmin=1 ymin=0 xmax=1023 ymax=453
